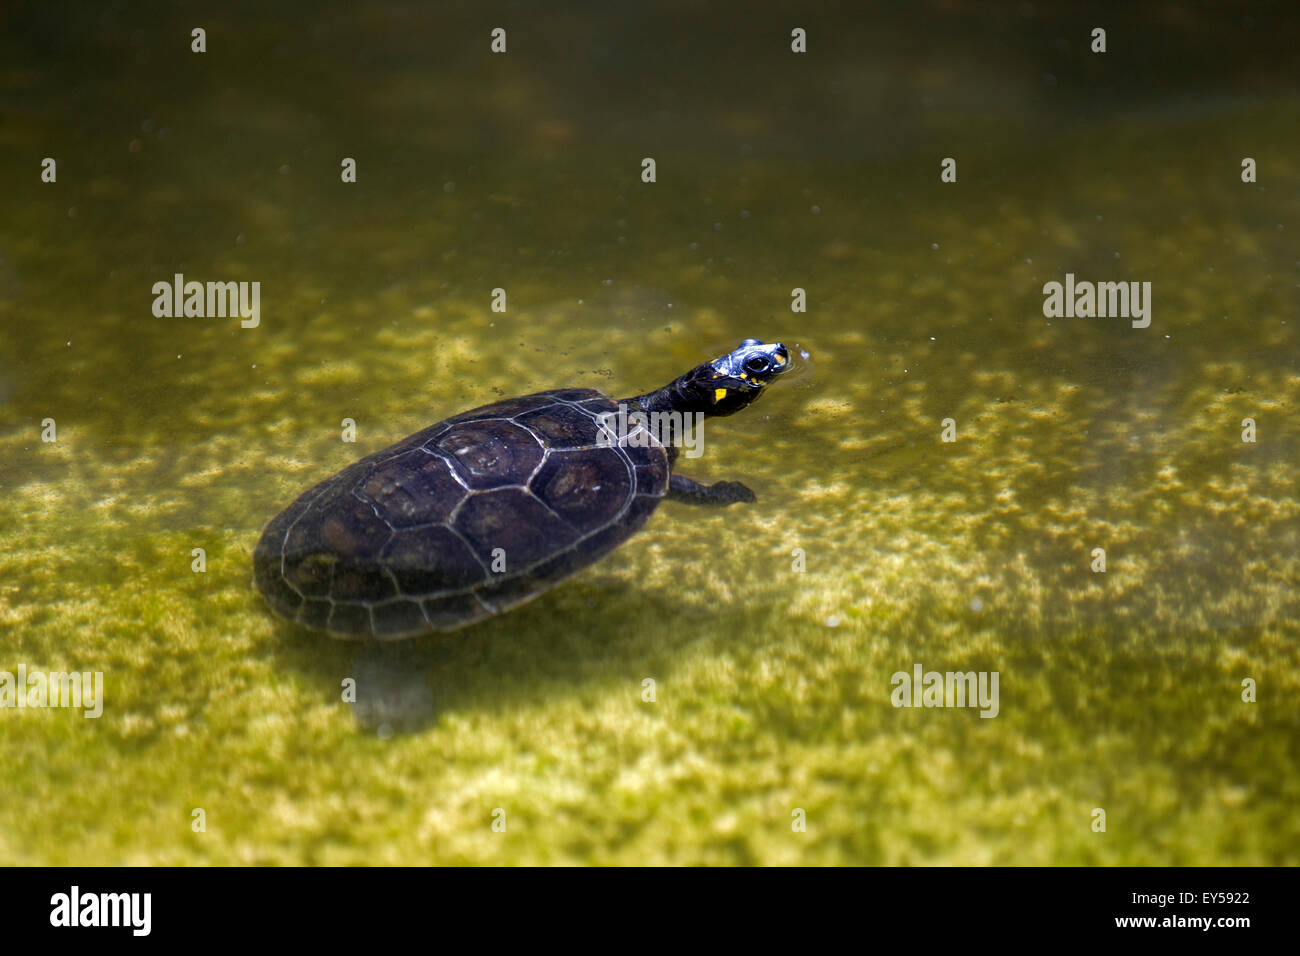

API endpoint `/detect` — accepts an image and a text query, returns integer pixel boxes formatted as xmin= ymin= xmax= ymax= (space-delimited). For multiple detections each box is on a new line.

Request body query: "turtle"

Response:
xmin=253 ymin=338 xmax=790 ymax=641
xmin=253 ymin=337 xmax=790 ymax=733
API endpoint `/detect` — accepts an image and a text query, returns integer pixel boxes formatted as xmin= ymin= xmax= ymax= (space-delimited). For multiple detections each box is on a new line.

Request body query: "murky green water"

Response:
xmin=1 ymin=2 xmax=1297 ymax=864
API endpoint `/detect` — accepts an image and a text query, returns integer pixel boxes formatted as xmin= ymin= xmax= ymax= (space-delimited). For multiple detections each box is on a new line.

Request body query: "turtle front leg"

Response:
xmin=666 ymin=474 xmax=756 ymax=506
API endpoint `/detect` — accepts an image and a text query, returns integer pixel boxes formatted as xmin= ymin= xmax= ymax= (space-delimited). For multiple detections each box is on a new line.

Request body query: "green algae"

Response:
xmin=0 ymin=3 xmax=1297 ymax=865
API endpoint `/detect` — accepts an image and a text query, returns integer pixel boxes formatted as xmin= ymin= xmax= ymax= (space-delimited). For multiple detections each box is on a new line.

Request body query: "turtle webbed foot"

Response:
xmin=712 ymin=480 xmax=757 ymax=504
xmin=667 ymin=474 xmax=757 ymax=506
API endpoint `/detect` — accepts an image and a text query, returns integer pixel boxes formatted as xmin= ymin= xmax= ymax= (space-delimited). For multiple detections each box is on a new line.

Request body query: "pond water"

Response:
xmin=0 ymin=2 xmax=1296 ymax=863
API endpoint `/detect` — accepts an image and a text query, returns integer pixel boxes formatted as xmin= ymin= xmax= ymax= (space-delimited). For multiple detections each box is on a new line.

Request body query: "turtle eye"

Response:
xmin=744 ymin=355 xmax=770 ymax=375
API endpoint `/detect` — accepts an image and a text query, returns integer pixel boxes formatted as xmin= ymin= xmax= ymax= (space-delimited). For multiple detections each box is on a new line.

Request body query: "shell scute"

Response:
xmin=381 ymin=525 xmax=486 ymax=595
xmin=327 ymin=602 xmax=372 ymax=635
xmin=370 ymin=600 xmax=428 ymax=638
xmin=531 ymin=447 xmax=632 ymax=534
xmin=453 ymin=487 xmax=581 ymax=567
xmin=431 ymin=419 xmax=544 ymax=489
xmin=513 ymin=403 xmax=600 ymax=450
xmin=357 ymin=451 xmax=463 ymax=527
xmin=422 ymin=592 xmax=494 ymax=631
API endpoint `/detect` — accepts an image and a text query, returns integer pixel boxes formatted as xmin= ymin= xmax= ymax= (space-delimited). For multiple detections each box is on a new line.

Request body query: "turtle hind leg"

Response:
xmin=666 ymin=474 xmax=756 ymax=506
xmin=350 ymin=641 xmax=436 ymax=737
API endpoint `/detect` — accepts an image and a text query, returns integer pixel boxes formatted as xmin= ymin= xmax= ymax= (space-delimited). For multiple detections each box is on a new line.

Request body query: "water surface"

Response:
xmin=0 ymin=2 xmax=1296 ymax=864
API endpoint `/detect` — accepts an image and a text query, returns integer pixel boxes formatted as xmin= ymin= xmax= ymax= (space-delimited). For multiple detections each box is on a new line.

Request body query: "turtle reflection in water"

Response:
xmin=253 ymin=338 xmax=792 ymax=733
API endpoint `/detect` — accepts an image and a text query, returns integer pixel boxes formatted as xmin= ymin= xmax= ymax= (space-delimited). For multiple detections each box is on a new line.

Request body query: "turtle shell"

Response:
xmin=253 ymin=388 xmax=669 ymax=639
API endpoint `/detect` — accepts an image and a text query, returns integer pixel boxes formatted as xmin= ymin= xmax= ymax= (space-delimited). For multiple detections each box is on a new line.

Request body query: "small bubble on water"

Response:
xmin=824 ymin=615 xmax=842 ymax=628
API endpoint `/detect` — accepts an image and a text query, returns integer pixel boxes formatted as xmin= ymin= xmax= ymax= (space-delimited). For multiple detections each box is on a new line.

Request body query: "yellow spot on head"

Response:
xmin=714 ymin=388 xmax=727 ymax=403
xmin=774 ymin=352 xmax=787 ymax=366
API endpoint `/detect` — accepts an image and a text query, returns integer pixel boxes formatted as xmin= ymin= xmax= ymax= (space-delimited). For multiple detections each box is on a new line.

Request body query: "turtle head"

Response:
xmin=624 ymin=338 xmax=791 ymax=417
xmin=678 ymin=338 xmax=791 ymax=417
